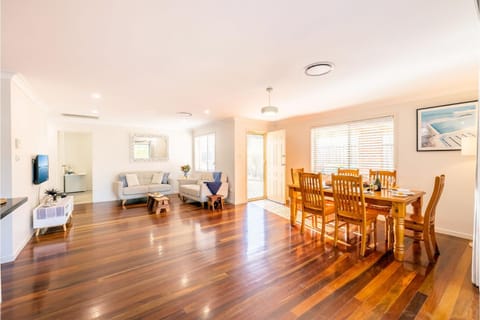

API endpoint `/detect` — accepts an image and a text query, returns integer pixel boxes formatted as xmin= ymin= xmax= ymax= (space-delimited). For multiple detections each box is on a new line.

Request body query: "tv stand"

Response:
xmin=33 ymin=196 xmax=74 ymax=236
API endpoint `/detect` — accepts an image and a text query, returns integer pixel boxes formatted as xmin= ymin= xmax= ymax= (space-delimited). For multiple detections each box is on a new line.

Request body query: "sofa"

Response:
xmin=178 ymin=172 xmax=229 ymax=207
xmin=114 ymin=171 xmax=173 ymax=208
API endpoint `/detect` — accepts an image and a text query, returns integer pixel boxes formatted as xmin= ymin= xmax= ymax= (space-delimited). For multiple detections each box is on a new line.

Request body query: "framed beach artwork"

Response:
xmin=416 ymin=101 xmax=478 ymax=151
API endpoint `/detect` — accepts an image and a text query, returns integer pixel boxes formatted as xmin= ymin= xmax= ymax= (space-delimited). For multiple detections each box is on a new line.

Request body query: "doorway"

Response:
xmin=247 ymin=133 xmax=265 ymax=200
xmin=57 ymin=131 xmax=93 ymax=204
xmin=266 ymin=129 xmax=286 ymax=204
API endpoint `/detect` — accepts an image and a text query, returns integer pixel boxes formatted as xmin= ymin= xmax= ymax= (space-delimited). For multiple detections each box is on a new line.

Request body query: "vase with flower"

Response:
xmin=45 ymin=188 xmax=60 ymax=202
xmin=180 ymin=164 xmax=191 ymax=178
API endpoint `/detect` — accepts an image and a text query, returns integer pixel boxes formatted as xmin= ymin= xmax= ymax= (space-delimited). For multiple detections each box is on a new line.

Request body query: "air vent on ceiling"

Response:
xmin=61 ymin=113 xmax=99 ymax=119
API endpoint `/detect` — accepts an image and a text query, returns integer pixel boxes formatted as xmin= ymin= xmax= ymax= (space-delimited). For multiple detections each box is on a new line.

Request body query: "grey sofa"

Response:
xmin=114 ymin=171 xmax=173 ymax=208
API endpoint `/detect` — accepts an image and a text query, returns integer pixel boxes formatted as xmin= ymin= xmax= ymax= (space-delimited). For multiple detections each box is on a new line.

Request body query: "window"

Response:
xmin=311 ymin=116 xmax=394 ymax=175
xmin=133 ymin=142 xmax=150 ymax=160
xmin=194 ymin=133 xmax=215 ymax=171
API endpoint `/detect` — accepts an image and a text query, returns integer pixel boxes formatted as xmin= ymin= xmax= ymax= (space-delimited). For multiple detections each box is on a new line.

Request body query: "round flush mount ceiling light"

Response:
xmin=304 ymin=61 xmax=335 ymax=76
xmin=91 ymin=92 xmax=102 ymax=99
xmin=176 ymin=112 xmax=192 ymax=118
xmin=261 ymin=87 xmax=278 ymax=116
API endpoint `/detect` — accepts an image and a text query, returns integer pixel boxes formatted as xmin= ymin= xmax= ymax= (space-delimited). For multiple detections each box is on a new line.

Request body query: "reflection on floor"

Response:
xmin=250 ymin=199 xmax=351 ymax=242
xmin=250 ymin=199 xmax=319 ymax=230
xmin=66 ymin=190 xmax=92 ymax=204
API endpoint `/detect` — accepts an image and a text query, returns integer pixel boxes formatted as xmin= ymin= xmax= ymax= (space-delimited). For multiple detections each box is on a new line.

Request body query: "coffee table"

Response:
xmin=147 ymin=193 xmax=170 ymax=214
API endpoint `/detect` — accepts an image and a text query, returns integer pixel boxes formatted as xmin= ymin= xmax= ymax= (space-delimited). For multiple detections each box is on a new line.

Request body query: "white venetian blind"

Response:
xmin=194 ymin=133 xmax=215 ymax=172
xmin=311 ymin=116 xmax=394 ymax=176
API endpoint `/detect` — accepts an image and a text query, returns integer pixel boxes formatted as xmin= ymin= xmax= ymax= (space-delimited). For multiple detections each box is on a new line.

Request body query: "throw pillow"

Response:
xmin=126 ymin=173 xmax=140 ymax=187
xmin=151 ymin=173 xmax=163 ymax=184
xmin=162 ymin=172 xmax=170 ymax=184
xmin=120 ymin=175 xmax=128 ymax=187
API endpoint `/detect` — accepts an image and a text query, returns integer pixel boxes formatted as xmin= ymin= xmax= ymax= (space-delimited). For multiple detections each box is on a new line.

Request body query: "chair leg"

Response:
xmin=373 ymin=220 xmax=377 ymax=250
xmin=300 ymin=210 xmax=306 ymax=234
xmin=321 ymin=215 xmax=326 ymax=241
xmin=430 ymin=228 xmax=440 ymax=256
xmin=334 ymin=217 xmax=339 ymax=247
xmin=423 ymin=230 xmax=435 ymax=262
xmin=360 ymin=224 xmax=367 ymax=257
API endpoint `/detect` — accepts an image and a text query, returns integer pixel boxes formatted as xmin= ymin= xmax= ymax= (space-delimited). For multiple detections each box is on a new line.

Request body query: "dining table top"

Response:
xmin=288 ymin=183 xmax=426 ymax=204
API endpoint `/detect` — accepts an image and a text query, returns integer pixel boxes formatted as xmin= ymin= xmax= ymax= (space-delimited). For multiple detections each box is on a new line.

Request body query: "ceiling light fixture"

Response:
xmin=304 ymin=61 xmax=334 ymax=76
xmin=261 ymin=87 xmax=278 ymax=116
xmin=91 ymin=93 xmax=102 ymax=99
xmin=176 ymin=112 xmax=192 ymax=118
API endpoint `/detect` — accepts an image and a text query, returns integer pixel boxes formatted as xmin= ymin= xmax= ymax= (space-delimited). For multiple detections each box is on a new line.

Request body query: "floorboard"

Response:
xmin=1 ymin=196 xmax=478 ymax=319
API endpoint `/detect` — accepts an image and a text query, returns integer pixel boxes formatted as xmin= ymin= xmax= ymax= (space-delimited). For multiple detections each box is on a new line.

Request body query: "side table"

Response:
xmin=147 ymin=193 xmax=170 ymax=215
xmin=33 ymin=196 xmax=74 ymax=236
xmin=207 ymin=194 xmax=224 ymax=211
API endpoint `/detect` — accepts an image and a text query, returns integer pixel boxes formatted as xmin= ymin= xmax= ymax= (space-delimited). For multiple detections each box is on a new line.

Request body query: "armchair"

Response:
xmin=178 ymin=172 xmax=229 ymax=207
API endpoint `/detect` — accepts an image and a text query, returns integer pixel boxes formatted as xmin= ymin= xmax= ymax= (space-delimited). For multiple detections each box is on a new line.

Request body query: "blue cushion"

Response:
xmin=205 ymin=181 xmax=222 ymax=195
xmin=162 ymin=172 xmax=170 ymax=184
xmin=120 ymin=175 xmax=128 ymax=187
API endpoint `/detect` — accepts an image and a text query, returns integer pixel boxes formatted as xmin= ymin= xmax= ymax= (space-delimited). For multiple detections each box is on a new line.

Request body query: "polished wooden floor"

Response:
xmin=1 ymin=197 xmax=478 ymax=319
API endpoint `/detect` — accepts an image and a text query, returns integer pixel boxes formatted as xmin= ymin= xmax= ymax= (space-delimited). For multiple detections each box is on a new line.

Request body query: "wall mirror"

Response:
xmin=130 ymin=134 xmax=169 ymax=162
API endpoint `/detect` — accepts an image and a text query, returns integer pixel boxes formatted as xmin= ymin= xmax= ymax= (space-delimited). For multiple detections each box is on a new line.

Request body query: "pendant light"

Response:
xmin=261 ymin=87 xmax=278 ymax=116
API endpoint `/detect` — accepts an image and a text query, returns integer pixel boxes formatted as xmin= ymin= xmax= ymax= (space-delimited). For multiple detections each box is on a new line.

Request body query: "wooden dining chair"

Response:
xmin=369 ymin=169 xmax=397 ymax=190
xmin=368 ymin=169 xmax=397 ymax=249
xmin=337 ymin=168 xmax=360 ymax=176
xmin=404 ymin=174 xmax=445 ymax=263
xmin=298 ymin=172 xmax=335 ymax=239
xmin=291 ymin=168 xmax=304 ymax=218
xmin=291 ymin=168 xmax=304 ymax=185
xmin=331 ymin=174 xmax=379 ymax=256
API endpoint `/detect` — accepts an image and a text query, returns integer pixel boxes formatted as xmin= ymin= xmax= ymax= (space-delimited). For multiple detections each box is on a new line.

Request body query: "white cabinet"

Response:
xmin=64 ymin=173 xmax=87 ymax=192
xmin=33 ymin=196 xmax=74 ymax=236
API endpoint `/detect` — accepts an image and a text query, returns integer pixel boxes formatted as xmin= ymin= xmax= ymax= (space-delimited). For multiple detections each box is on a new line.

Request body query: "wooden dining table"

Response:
xmin=288 ymin=184 xmax=425 ymax=262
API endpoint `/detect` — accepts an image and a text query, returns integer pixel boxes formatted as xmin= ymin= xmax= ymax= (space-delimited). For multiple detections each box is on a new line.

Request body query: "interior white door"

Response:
xmin=266 ymin=129 xmax=286 ymax=203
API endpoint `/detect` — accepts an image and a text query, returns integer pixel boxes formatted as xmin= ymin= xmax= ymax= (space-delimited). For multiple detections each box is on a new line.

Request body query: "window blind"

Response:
xmin=194 ymin=133 xmax=215 ymax=172
xmin=311 ymin=116 xmax=394 ymax=176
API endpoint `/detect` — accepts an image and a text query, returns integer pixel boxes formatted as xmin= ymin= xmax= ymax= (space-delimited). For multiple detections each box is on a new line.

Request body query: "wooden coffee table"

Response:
xmin=147 ymin=193 xmax=170 ymax=214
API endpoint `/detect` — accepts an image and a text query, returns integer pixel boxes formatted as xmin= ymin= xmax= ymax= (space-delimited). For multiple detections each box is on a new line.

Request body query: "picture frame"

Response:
xmin=416 ymin=101 xmax=478 ymax=151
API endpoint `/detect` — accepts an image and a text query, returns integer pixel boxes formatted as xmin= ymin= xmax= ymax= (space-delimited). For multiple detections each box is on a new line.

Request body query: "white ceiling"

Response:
xmin=2 ymin=0 xmax=479 ymax=129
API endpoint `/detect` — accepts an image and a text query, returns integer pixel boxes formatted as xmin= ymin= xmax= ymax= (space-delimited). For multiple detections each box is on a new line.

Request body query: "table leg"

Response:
xmin=289 ymin=187 xmax=297 ymax=226
xmin=392 ymin=202 xmax=406 ymax=261
xmin=411 ymin=196 xmax=423 ymax=241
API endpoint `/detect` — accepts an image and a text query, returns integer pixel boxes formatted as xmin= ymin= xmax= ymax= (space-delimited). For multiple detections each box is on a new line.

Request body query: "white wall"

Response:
xmin=0 ymin=74 xmax=56 ymax=289
xmin=272 ymin=94 xmax=478 ymax=239
xmin=6 ymin=74 xmax=56 ymax=208
xmin=54 ymin=120 xmax=192 ymax=202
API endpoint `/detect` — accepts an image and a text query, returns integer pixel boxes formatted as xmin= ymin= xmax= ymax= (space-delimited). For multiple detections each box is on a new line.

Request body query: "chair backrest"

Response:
xmin=424 ymin=175 xmax=446 ymax=227
xmin=338 ymin=168 xmax=360 ymax=176
xmin=299 ymin=172 xmax=326 ymax=211
xmin=291 ymin=168 xmax=304 ymax=185
xmin=369 ymin=169 xmax=397 ymax=189
xmin=331 ymin=173 xmax=366 ymax=221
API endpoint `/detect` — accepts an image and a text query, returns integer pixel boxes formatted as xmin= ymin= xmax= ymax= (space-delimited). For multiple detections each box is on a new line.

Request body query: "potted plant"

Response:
xmin=45 ymin=188 xmax=60 ymax=201
xmin=180 ymin=164 xmax=191 ymax=178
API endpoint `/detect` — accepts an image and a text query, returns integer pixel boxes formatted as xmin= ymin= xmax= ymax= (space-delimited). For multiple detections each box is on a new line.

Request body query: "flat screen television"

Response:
xmin=33 ymin=154 xmax=49 ymax=185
